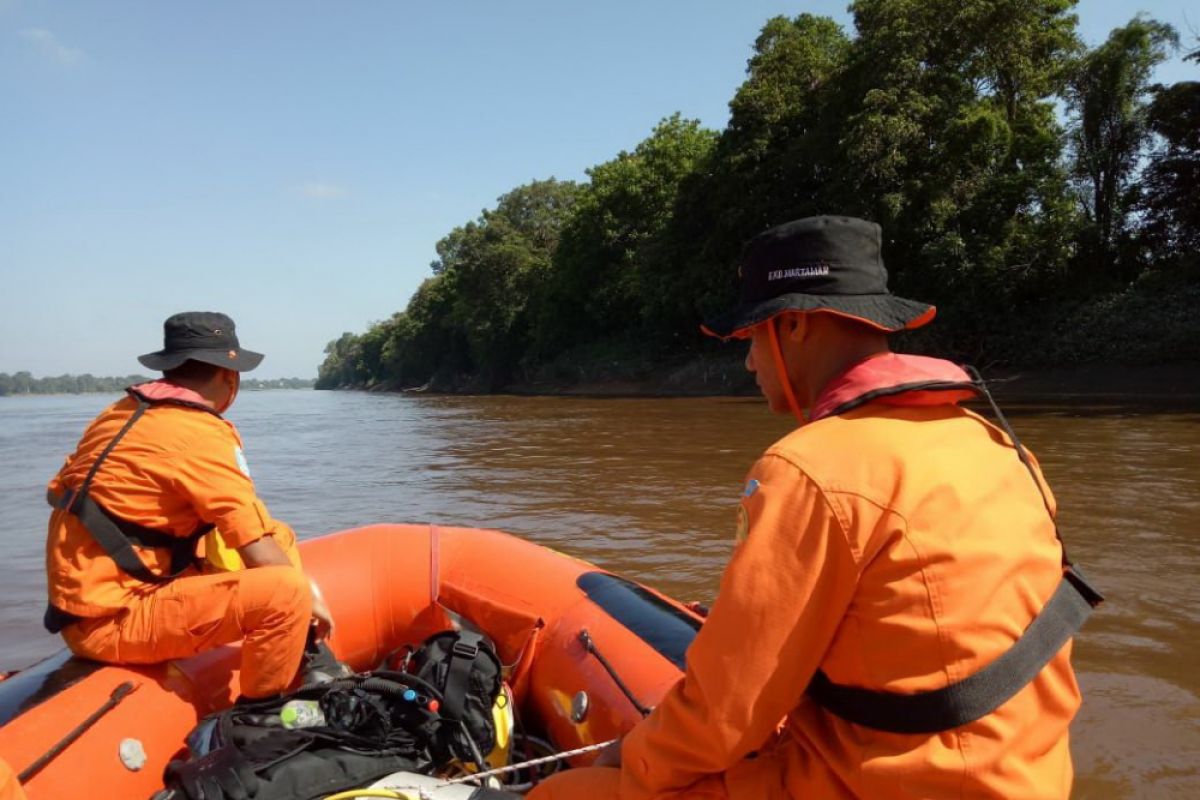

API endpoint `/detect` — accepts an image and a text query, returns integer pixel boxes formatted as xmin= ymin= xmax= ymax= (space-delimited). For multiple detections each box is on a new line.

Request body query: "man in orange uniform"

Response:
xmin=530 ymin=217 xmax=1099 ymax=799
xmin=45 ymin=312 xmax=335 ymax=699
xmin=0 ymin=757 xmax=28 ymax=800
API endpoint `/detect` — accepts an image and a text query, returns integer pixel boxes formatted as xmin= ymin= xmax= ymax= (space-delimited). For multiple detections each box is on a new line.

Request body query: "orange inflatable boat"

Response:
xmin=0 ymin=525 xmax=700 ymax=798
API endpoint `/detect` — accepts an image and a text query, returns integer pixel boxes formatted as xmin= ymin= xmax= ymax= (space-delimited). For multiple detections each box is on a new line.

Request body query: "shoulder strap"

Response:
xmin=440 ymin=630 xmax=484 ymax=724
xmin=66 ymin=399 xmax=150 ymax=513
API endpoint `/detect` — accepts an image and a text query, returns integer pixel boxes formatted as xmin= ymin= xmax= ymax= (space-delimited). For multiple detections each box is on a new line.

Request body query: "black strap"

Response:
xmin=440 ymin=630 xmax=483 ymax=724
xmin=808 ymin=367 xmax=1104 ymax=733
xmin=68 ymin=399 xmax=150 ymax=511
xmin=960 ymin=366 xmax=1070 ymax=564
xmin=825 ymin=372 xmax=1074 ymax=564
xmin=806 ymin=567 xmax=1101 ymax=733
xmin=42 ymin=604 xmax=83 ymax=635
xmin=48 ymin=489 xmax=205 ymax=584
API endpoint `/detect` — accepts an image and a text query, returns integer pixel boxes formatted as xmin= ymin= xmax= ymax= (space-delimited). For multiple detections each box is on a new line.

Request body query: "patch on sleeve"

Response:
xmin=735 ymin=504 xmax=750 ymax=544
xmin=234 ymin=446 xmax=251 ymax=477
xmin=734 ymin=479 xmax=760 ymax=543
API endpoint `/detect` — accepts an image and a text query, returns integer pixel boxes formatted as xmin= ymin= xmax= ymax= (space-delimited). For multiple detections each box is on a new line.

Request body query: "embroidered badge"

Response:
xmin=735 ymin=504 xmax=750 ymax=544
xmin=234 ymin=446 xmax=251 ymax=477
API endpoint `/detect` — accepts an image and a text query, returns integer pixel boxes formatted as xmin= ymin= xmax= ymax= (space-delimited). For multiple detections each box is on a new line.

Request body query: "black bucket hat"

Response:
xmin=138 ymin=311 xmax=264 ymax=372
xmin=701 ymin=216 xmax=935 ymax=339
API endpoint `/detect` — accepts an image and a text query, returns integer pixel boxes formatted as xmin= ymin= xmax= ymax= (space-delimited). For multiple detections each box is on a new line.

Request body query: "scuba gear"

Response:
xmin=164 ymin=628 xmax=507 ymax=800
xmin=402 ymin=630 xmax=504 ymax=771
xmin=162 ymin=674 xmax=432 ymax=800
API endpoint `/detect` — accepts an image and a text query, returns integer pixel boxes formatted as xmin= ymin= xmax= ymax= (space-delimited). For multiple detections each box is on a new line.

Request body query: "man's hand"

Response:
xmin=237 ymin=536 xmax=335 ymax=640
xmin=594 ymin=737 xmax=623 ymax=768
xmin=309 ymin=580 xmax=335 ymax=642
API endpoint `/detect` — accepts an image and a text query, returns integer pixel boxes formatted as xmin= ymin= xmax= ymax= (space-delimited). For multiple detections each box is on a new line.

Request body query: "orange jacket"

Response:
xmin=620 ymin=354 xmax=1080 ymax=799
xmin=46 ymin=382 xmax=300 ymax=618
xmin=0 ymin=756 xmax=27 ymax=800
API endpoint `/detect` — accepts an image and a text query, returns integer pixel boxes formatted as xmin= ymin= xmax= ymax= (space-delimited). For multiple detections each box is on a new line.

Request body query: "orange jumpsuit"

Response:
xmin=530 ymin=354 xmax=1081 ymax=799
xmin=46 ymin=381 xmax=311 ymax=698
xmin=0 ymin=757 xmax=28 ymax=800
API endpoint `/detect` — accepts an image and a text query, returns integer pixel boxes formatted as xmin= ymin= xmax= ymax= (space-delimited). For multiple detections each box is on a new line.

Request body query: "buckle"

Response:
xmin=451 ymin=640 xmax=479 ymax=659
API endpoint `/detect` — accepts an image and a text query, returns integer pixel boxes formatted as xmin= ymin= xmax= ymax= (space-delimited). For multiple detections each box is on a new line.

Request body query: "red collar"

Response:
xmin=810 ymin=354 xmax=976 ymax=422
xmin=128 ymin=380 xmax=218 ymax=413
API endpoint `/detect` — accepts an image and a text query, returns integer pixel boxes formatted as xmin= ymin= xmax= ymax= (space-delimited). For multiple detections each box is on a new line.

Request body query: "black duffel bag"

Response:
xmin=157 ymin=673 xmax=436 ymax=800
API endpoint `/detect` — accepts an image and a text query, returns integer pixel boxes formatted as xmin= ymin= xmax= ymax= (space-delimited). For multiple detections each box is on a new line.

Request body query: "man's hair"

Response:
xmin=163 ymin=359 xmax=226 ymax=383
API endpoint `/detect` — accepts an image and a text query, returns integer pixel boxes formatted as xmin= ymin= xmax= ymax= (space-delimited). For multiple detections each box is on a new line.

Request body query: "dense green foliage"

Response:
xmin=0 ymin=373 xmax=313 ymax=395
xmin=319 ymin=3 xmax=1198 ymax=391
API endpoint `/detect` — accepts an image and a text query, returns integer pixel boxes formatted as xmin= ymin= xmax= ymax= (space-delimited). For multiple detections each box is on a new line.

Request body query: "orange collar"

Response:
xmin=809 ymin=354 xmax=975 ymax=422
xmin=127 ymin=380 xmax=219 ymax=414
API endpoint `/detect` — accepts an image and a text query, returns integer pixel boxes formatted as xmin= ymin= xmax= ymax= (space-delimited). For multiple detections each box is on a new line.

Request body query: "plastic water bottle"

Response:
xmin=279 ymin=699 xmax=325 ymax=729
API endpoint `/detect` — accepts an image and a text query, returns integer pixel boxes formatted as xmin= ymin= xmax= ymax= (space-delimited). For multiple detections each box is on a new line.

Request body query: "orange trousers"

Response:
xmin=62 ymin=566 xmax=311 ymax=698
xmin=0 ymin=757 xmax=28 ymax=800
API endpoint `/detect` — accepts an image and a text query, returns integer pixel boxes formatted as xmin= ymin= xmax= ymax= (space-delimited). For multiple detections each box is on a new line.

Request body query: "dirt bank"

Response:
xmin=454 ymin=357 xmax=1200 ymax=406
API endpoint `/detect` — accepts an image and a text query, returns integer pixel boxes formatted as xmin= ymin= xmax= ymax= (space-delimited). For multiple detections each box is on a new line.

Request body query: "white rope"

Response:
xmin=382 ymin=738 xmax=618 ymax=797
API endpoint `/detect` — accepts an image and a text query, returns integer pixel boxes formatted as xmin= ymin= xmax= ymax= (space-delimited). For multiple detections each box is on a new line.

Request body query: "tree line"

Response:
xmin=0 ymin=373 xmax=314 ymax=396
xmin=319 ymin=2 xmax=1199 ymax=391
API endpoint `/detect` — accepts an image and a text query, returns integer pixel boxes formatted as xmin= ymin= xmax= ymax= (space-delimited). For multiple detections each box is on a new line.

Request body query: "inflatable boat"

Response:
xmin=0 ymin=525 xmax=701 ymax=798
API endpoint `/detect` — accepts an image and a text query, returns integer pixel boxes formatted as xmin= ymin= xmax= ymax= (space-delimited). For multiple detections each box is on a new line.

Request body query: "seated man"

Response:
xmin=45 ymin=312 xmax=335 ymax=699
xmin=529 ymin=216 xmax=1097 ymax=799
xmin=0 ymin=757 xmax=28 ymax=800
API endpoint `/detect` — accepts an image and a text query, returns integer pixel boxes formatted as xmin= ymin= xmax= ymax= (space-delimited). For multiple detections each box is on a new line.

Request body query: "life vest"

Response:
xmin=803 ymin=354 xmax=1103 ymax=734
xmin=43 ymin=383 xmax=220 ymax=633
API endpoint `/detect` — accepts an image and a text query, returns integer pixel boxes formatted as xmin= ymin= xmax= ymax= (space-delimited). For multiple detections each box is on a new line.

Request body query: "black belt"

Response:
xmin=806 ymin=566 xmax=1102 ymax=733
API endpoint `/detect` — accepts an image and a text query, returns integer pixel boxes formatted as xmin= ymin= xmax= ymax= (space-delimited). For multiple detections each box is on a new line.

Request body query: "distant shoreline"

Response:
xmin=332 ymin=360 xmax=1200 ymax=407
xmin=0 ymin=386 xmax=315 ymax=398
xmin=0 ymin=375 xmax=315 ymax=397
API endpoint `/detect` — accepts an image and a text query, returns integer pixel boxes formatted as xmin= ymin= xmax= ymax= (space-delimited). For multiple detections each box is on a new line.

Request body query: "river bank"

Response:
xmin=370 ymin=357 xmax=1200 ymax=406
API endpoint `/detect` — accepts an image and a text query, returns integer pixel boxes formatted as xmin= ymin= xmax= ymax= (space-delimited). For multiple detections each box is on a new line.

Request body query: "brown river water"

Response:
xmin=2 ymin=389 xmax=1197 ymax=798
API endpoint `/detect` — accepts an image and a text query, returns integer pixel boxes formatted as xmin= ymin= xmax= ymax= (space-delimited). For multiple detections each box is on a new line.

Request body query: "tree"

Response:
xmin=434 ymin=179 xmax=581 ymax=388
xmin=1139 ymin=64 xmax=1200 ymax=257
xmin=315 ymin=332 xmax=364 ymax=389
xmin=1066 ymin=17 xmax=1179 ymax=281
xmin=533 ymin=115 xmax=717 ymax=358
xmin=835 ymin=0 xmax=1082 ymax=309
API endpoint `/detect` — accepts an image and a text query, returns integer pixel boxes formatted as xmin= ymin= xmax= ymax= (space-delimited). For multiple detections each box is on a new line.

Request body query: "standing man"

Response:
xmin=45 ymin=312 xmax=336 ymax=699
xmin=530 ymin=217 xmax=1099 ymax=799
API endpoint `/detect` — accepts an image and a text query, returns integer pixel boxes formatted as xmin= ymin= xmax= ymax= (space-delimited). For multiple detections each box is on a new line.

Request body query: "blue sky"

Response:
xmin=2 ymin=1 xmax=1195 ymax=379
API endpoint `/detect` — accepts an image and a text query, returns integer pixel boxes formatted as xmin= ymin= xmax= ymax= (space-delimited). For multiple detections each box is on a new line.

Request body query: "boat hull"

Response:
xmin=0 ymin=524 xmax=700 ymax=798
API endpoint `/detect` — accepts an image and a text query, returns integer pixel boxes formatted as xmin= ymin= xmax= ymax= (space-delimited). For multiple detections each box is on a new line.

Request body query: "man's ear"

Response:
xmin=781 ymin=312 xmax=808 ymax=344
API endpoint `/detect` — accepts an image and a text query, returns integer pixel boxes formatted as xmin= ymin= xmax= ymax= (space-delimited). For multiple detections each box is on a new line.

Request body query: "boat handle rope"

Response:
xmin=336 ymin=737 xmax=620 ymax=800
xmin=18 ymin=680 xmax=138 ymax=784
xmin=578 ymin=629 xmax=652 ymax=717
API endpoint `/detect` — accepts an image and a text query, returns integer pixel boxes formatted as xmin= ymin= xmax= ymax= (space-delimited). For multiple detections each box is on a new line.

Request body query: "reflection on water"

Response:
xmin=2 ymin=389 xmax=1197 ymax=798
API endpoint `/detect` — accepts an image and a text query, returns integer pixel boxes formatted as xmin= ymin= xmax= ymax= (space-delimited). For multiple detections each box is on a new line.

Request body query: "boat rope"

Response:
xmin=18 ymin=681 xmax=137 ymax=783
xmin=325 ymin=738 xmax=619 ymax=800
xmin=578 ymin=629 xmax=652 ymax=717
